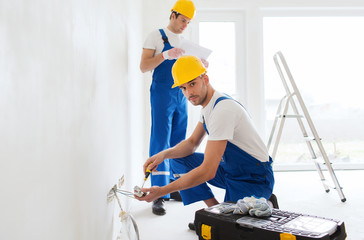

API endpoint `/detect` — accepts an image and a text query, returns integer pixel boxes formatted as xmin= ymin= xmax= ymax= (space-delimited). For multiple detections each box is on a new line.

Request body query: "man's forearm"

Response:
xmin=163 ymin=137 xmax=199 ymax=160
xmin=163 ymin=164 xmax=212 ymax=195
xmin=162 ymin=140 xmax=227 ymax=196
xmin=140 ymin=53 xmax=164 ymax=73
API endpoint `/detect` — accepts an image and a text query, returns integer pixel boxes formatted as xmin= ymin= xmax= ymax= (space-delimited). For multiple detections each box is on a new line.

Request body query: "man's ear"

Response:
xmin=203 ymin=74 xmax=209 ymax=86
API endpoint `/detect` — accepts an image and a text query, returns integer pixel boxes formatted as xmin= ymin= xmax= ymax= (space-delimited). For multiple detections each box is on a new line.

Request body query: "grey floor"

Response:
xmin=129 ymin=170 xmax=364 ymax=240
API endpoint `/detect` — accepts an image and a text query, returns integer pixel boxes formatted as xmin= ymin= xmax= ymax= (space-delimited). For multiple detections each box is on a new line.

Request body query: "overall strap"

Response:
xmin=213 ymin=96 xmax=230 ymax=109
xmin=204 ymin=95 xmax=236 ymax=135
xmin=202 ymin=116 xmax=209 ymax=135
xmin=152 ymin=29 xmax=174 ymax=82
xmin=159 ymin=29 xmax=170 ymax=46
xmin=213 ymin=94 xmax=248 ymax=113
xmin=204 ymin=94 xmax=248 ymax=135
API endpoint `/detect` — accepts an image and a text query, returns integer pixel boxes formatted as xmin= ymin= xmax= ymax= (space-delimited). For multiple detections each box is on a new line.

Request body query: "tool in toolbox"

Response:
xmin=193 ymin=202 xmax=346 ymax=240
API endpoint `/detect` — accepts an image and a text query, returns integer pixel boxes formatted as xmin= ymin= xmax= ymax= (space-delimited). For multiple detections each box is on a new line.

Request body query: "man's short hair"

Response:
xmin=169 ymin=11 xmax=181 ymax=20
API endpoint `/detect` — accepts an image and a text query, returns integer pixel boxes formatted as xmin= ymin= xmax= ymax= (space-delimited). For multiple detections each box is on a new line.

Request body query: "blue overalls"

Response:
xmin=169 ymin=96 xmax=274 ymax=205
xmin=149 ymin=29 xmax=188 ymax=198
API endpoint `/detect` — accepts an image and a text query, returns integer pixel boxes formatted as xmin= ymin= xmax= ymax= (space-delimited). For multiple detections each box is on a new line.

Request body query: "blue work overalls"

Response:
xmin=149 ymin=29 xmax=187 ymax=198
xmin=169 ymin=96 xmax=274 ymax=205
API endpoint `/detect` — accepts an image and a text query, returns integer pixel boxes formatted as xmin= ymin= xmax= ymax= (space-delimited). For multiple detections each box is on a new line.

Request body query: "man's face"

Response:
xmin=171 ymin=13 xmax=191 ymax=34
xmin=179 ymin=75 xmax=208 ymax=106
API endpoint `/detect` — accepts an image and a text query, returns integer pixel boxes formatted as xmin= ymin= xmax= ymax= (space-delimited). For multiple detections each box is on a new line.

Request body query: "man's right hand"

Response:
xmin=143 ymin=151 xmax=167 ymax=175
xmin=162 ymin=48 xmax=185 ymax=60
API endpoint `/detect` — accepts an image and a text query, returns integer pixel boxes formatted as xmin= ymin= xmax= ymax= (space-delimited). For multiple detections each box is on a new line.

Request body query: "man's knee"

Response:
xmin=171 ymin=153 xmax=204 ymax=169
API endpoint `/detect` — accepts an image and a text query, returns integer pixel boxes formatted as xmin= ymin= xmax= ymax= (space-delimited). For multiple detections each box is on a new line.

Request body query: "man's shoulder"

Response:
xmin=143 ymin=29 xmax=164 ymax=49
xmin=212 ymin=93 xmax=237 ymax=108
xmin=212 ymin=95 xmax=244 ymax=117
xmin=147 ymin=28 xmax=165 ymax=37
xmin=213 ymin=99 xmax=239 ymax=113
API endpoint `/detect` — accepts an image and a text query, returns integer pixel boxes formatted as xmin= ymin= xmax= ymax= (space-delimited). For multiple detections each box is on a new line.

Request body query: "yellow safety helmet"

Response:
xmin=171 ymin=0 xmax=196 ymax=19
xmin=172 ymin=55 xmax=206 ymax=88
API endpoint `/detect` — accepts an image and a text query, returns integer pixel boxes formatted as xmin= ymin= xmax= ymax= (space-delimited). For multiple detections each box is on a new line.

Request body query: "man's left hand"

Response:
xmin=134 ymin=186 xmax=165 ymax=203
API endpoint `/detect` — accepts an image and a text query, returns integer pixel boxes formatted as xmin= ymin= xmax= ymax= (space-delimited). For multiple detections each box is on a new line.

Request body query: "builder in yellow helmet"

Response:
xmin=139 ymin=0 xmax=197 ymax=215
xmin=136 ymin=56 xmax=275 ymax=224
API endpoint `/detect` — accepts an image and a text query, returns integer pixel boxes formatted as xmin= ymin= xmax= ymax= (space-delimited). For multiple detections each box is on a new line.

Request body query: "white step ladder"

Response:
xmin=267 ymin=51 xmax=346 ymax=202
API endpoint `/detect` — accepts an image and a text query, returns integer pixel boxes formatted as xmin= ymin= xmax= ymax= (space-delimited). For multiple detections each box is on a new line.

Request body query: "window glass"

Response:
xmin=264 ymin=17 xmax=364 ymax=169
xmin=199 ymin=22 xmax=236 ymax=95
xmin=187 ymin=21 xmax=237 ymax=152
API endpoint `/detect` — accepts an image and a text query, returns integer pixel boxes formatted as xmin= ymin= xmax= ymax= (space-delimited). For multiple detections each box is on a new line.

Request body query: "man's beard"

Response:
xmin=189 ymin=91 xmax=207 ymax=106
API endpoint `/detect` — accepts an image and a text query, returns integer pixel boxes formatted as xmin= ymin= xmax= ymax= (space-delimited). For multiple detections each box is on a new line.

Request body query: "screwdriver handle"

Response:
xmin=144 ymin=164 xmax=152 ymax=181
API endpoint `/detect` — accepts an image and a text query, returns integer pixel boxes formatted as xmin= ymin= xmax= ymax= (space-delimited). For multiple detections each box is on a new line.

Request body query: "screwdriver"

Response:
xmin=141 ymin=164 xmax=152 ymax=188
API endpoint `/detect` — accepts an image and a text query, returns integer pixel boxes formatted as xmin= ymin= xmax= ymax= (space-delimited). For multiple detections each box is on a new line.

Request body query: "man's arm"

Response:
xmin=143 ymin=122 xmax=206 ymax=174
xmin=138 ymin=126 xmax=227 ymax=202
xmin=140 ymin=48 xmax=185 ymax=73
xmin=139 ymin=48 xmax=165 ymax=73
xmin=165 ymin=139 xmax=227 ymax=190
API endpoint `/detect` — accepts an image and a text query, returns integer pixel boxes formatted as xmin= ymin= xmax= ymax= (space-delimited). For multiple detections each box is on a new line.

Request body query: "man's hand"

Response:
xmin=143 ymin=151 xmax=167 ymax=175
xmin=162 ymin=48 xmax=185 ymax=60
xmin=201 ymin=58 xmax=209 ymax=68
xmin=134 ymin=186 xmax=165 ymax=202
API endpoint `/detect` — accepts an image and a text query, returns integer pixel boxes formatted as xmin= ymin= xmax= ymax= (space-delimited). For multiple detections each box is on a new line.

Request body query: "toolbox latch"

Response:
xmin=201 ymin=224 xmax=212 ymax=240
xmin=280 ymin=233 xmax=296 ymax=240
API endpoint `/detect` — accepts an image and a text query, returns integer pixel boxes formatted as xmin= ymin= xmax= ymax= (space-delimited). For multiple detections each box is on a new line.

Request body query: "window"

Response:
xmin=187 ymin=11 xmax=245 ymax=151
xmin=263 ymin=15 xmax=364 ymax=170
xmin=199 ymin=22 xmax=236 ymax=95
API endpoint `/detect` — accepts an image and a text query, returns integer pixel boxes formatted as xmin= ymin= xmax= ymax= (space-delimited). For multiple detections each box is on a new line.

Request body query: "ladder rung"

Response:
xmin=276 ymin=114 xmax=304 ymax=118
xmin=321 ymin=179 xmax=343 ymax=190
xmin=304 ymin=136 xmax=322 ymax=141
xmin=313 ymin=158 xmax=332 ymax=166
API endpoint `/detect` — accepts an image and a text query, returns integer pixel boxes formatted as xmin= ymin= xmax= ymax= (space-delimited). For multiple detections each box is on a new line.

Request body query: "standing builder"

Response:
xmin=139 ymin=0 xmax=196 ymax=216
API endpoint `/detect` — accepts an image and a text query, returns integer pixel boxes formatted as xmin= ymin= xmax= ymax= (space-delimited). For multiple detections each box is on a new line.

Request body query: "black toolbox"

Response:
xmin=193 ymin=203 xmax=346 ymax=240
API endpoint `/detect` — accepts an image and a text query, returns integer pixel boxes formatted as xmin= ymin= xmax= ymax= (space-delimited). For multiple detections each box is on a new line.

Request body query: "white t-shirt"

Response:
xmin=143 ymin=28 xmax=183 ymax=56
xmin=200 ymin=91 xmax=270 ymax=163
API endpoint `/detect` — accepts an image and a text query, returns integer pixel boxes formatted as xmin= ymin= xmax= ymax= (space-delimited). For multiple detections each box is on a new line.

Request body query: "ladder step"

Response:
xmin=321 ymin=179 xmax=343 ymax=190
xmin=304 ymin=136 xmax=322 ymax=141
xmin=276 ymin=114 xmax=304 ymax=118
xmin=313 ymin=158 xmax=332 ymax=166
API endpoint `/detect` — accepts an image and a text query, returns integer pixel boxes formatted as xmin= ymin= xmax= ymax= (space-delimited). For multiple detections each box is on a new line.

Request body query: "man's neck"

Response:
xmin=201 ymin=88 xmax=215 ymax=108
xmin=167 ymin=25 xmax=179 ymax=34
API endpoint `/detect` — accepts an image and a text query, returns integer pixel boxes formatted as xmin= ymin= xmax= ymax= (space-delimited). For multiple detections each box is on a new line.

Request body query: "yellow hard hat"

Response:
xmin=172 ymin=55 xmax=206 ymax=88
xmin=171 ymin=0 xmax=196 ymax=19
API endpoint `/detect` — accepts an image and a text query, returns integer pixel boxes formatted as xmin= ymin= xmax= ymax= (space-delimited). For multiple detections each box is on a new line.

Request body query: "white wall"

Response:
xmin=0 ymin=0 xmax=143 ymax=239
